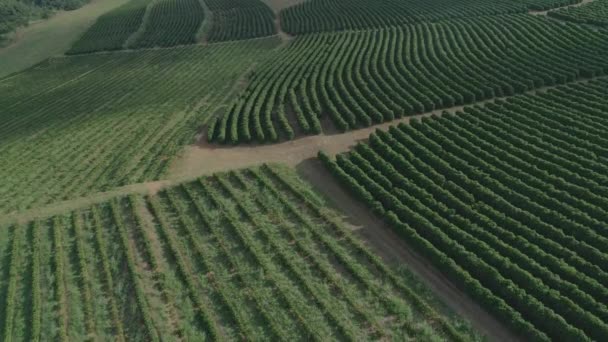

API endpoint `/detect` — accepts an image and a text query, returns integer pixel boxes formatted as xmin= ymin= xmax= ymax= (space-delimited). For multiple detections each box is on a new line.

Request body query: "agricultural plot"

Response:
xmin=279 ymin=0 xmax=580 ymax=34
xmin=319 ymin=78 xmax=608 ymax=341
xmin=0 ymin=38 xmax=279 ymax=215
xmin=130 ymin=0 xmax=205 ymax=48
xmin=0 ymin=165 xmax=478 ymax=341
xmin=208 ymin=14 xmax=608 ymax=144
xmin=67 ymin=0 xmax=151 ymax=54
xmin=549 ymin=0 xmax=608 ymax=26
xmin=205 ymin=0 xmax=276 ymax=42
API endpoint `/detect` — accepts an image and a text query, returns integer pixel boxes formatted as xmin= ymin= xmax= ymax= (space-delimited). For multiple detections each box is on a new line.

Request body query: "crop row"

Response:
xmin=68 ymin=0 xmax=152 ymax=54
xmin=548 ymin=0 xmax=608 ymax=26
xmin=279 ymin=0 xmax=580 ymax=34
xmin=0 ymin=40 xmax=278 ymax=214
xmin=205 ymin=0 xmax=276 ymax=42
xmin=131 ymin=0 xmax=205 ymax=48
xmin=319 ymin=78 xmax=608 ymax=341
xmin=0 ymin=165 xmax=478 ymax=340
xmin=208 ymin=14 xmax=608 ymax=144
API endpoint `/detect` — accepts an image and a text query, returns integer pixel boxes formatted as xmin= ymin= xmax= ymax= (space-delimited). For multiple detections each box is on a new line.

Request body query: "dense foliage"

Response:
xmin=320 ymin=78 xmax=608 ymax=341
xmin=0 ymin=165 xmax=476 ymax=340
xmin=131 ymin=0 xmax=204 ymax=48
xmin=279 ymin=0 xmax=580 ymax=34
xmin=68 ymin=0 xmax=151 ymax=54
xmin=0 ymin=39 xmax=278 ymax=214
xmin=208 ymin=14 xmax=608 ymax=144
xmin=549 ymin=0 xmax=608 ymax=26
xmin=205 ymin=0 xmax=276 ymax=42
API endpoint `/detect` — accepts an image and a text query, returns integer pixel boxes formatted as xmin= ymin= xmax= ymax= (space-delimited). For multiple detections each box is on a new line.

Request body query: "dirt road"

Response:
xmin=296 ymin=159 xmax=521 ymax=342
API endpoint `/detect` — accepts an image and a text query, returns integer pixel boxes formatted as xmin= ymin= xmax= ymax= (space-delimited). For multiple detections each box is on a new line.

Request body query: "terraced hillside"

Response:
xmin=279 ymin=0 xmax=580 ymax=34
xmin=320 ymin=78 xmax=608 ymax=341
xmin=208 ymin=14 xmax=608 ymax=144
xmin=0 ymin=38 xmax=278 ymax=215
xmin=206 ymin=0 xmax=276 ymax=42
xmin=0 ymin=165 xmax=477 ymax=341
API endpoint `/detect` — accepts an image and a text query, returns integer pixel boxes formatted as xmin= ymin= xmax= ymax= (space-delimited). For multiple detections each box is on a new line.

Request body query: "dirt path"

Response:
xmin=0 ymin=0 xmax=130 ymax=77
xmin=261 ymin=0 xmax=306 ymax=12
xmin=529 ymin=0 xmax=595 ymax=15
xmin=295 ymin=159 xmax=521 ymax=342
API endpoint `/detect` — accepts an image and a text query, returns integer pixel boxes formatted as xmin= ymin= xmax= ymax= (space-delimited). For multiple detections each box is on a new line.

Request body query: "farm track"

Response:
xmin=1 ymin=77 xmax=596 ymax=224
xmin=295 ymin=158 xmax=521 ymax=342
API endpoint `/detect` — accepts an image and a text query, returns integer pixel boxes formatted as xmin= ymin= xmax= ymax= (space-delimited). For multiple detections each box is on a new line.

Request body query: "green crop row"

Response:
xmin=319 ymin=78 xmax=608 ymax=341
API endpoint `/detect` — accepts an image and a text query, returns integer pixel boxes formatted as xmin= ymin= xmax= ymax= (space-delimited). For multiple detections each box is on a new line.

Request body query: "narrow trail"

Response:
xmin=168 ymin=78 xmax=594 ymax=180
xmin=529 ymin=0 xmax=595 ymax=15
xmin=2 ymin=77 xmax=598 ymax=226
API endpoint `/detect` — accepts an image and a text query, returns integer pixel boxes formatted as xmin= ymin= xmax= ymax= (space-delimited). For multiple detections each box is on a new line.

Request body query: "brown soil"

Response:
xmin=295 ymin=158 xmax=522 ymax=342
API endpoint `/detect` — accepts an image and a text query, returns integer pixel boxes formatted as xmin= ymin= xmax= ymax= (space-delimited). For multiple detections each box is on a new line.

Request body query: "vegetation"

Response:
xmin=0 ymin=165 xmax=478 ymax=340
xmin=319 ymin=77 xmax=608 ymax=341
xmin=208 ymin=14 xmax=608 ymax=144
xmin=68 ymin=0 xmax=151 ymax=54
xmin=205 ymin=0 xmax=276 ymax=42
xmin=279 ymin=0 xmax=580 ymax=34
xmin=549 ymin=0 xmax=608 ymax=26
xmin=0 ymin=0 xmax=90 ymax=38
xmin=131 ymin=0 xmax=204 ymax=48
xmin=0 ymin=38 xmax=279 ymax=214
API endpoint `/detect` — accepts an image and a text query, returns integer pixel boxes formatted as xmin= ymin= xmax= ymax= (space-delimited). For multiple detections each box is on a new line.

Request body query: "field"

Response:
xmin=549 ymin=0 xmax=608 ymax=25
xmin=68 ymin=0 xmax=152 ymax=53
xmin=208 ymin=14 xmax=608 ymax=144
xmin=320 ymin=78 xmax=608 ymax=341
xmin=0 ymin=38 xmax=278 ymax=214
xmin=2 ymin=0 xmax=608 ymax=340
xmin=0 ymin=165 xmax=477 ymax=341
xmin=279 ymin=0 xmax=580 ymax=34
xmin=206 ymin=0 xmax=276 ymax=42
xmin=0 ymin=0 xmax=130 ymax=77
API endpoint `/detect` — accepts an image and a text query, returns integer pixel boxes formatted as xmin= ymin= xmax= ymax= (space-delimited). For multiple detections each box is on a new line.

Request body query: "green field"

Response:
xmin=320 ymin=78 xmax=608 ymax=341
xmin=0 ymin=38 xmax=278 ymax=214
xmin=2 ymin=0 xmax=608 ymax=340
xmin=0 ymin=165 xmax=477 ymax=341
xmin=208 ymin=14 xmax=608 ymax=144
xmin=549 ymin=0 xmax=608 ymax=26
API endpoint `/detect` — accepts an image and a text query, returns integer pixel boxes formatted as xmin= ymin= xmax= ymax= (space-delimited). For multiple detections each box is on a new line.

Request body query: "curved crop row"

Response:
xmin=131 ymin=0 xmax=204 ymax=48
xmin=68 ymin=0 xmax=151 ymax=54
xmin=319 ymin=78 xmax=608 ymax=341
xmin=206 ymin=0 xmax=276 ymax=42
xmin=209 ymin=14 xmax=608 ymax=144
xmin=548 ymin=0 xmax=608 ymax=26
xmin=280 ymin=0 xmax=580 ymax=34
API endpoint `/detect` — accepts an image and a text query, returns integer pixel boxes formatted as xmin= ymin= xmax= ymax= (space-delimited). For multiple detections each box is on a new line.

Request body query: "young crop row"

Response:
xmin=548 ymin=0 xmax=608 ymax=26
xmin=205 ymin=0 xmax=276 ymax=42
xmin=68 ymin=0 xmax=152 ymax=54
xmin=131 ymin=0 xmax=205 ymax=48
xmin=208 ymin=14 xmax=608 ymax=144
xmin=0 ymin=39 xmax=278 ymax=215
xmin=279 ymin=0 xmax=579 ymax=34
xmin=319 ymin=78 xmax=608 ymax=341
xmin=0 ymin=165 xmax=479 ymax=340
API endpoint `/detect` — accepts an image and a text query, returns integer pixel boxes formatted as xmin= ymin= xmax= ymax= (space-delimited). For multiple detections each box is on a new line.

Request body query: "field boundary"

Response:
xmin=2 ymin=76 xmax=603 ymax=226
